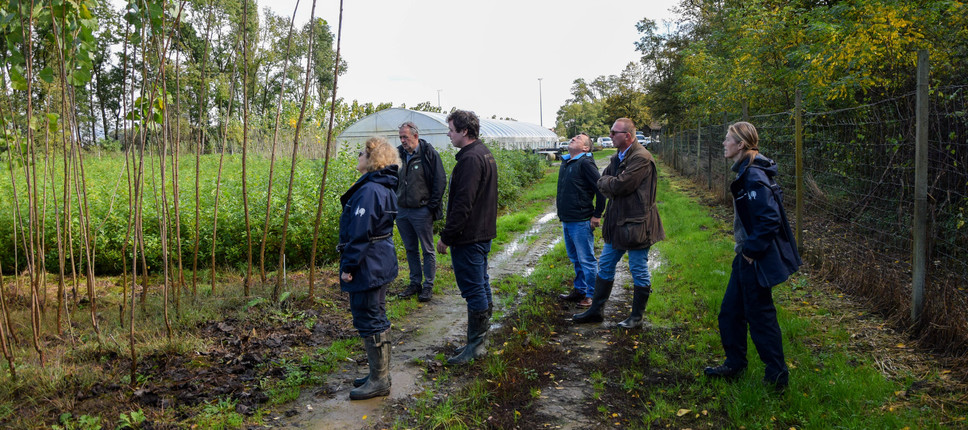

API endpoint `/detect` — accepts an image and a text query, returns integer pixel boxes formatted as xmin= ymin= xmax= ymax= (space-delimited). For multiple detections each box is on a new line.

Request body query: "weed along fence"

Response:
xmin=653 ymin=64 xmax=967 ymax=357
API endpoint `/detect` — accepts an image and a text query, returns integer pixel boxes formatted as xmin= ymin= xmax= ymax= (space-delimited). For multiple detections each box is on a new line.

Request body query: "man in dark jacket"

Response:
xmin=395 ymin=122 xmax=447 ymax=302
xmin=556 ymin=133 xmax=606 ymax=308
xmin=436 ymin=109 xmax=498 ymax=365
xmin=574 ymin=118 xmax=665 ymax=328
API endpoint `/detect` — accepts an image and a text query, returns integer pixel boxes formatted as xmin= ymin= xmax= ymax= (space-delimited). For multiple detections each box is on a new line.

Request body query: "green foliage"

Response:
xmin=116 ymin=410 xmax=146 ymax=429
xmin=192 ymin=398 xmax=243 ymax=430
xmin=0 ymin=143 xmax=546 ymax=275
xmin=555 ymin=63 xmax=653 ymax=139
xmin=53 ymin=413 xmax=103 ymax=430
xmin=488 ymin=144 xmax=546 ymax=211
xmin=638 ymin=0 xmax=968 ymax=122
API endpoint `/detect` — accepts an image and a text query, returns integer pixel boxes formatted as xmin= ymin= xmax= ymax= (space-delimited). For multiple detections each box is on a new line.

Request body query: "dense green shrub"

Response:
xmin=0 ymin=144 xmax=545 ymax=274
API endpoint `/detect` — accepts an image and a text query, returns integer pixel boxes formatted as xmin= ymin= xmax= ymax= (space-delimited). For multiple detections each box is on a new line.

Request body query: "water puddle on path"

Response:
xmin=490 ymin=210 xmax=561 ymax=279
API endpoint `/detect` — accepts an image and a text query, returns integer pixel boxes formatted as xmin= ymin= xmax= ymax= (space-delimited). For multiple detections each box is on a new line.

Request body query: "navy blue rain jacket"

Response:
xmin=338 ymin=166 xmax=399 ymax=293
xmin=731 ymin=155 xmax=802 ymax=288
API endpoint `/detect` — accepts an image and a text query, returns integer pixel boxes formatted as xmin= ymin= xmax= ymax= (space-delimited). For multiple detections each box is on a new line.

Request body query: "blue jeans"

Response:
xmin=348 ymin=283 xmax=390 ymax=337
xmin=450 ymin=241 xmax=493 ymax=312
xmin=397 ymin=206 xmax=436 ymax=288
xmin=598 ymin=242 xmax=652 ymax=288
xmin=563 ymin=221 xmax=597 ymax=298
xmin=718 ymin=254 xmax=787 ymax=380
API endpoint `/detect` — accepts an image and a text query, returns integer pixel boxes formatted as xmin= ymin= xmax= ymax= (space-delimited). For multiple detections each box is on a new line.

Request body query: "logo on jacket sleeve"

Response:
xmin=749 ymin=190 xmax=757 ymax=200
xmin=355 ymin=207 xmax=366 ymax=217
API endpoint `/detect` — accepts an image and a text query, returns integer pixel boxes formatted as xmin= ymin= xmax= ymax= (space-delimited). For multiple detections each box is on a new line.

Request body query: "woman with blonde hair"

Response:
xmin=338 ymin=136 xmax=401 ymax=400
xmin=704 ymin=122 xmax=801 ymax=392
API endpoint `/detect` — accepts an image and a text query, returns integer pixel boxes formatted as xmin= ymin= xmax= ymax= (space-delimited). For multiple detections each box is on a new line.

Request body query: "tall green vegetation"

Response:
xmin=554 ymin=63 xmax=654 ymax=139
xmin=635 ymin=0 xmax=968 ymax=124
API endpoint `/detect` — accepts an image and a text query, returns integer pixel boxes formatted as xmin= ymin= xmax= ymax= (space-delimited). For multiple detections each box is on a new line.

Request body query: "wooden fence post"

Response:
xmin=696 ymin=121 xmax=701 ymax=178
xmin=795 ymin=89 xmax=804 ymax=254
xmin=707 ymin=118 xmax=712 ymax=189
xmin=912 ymin=50 xmax=929 ymax=324
xmin=723 ymin=112 xmax=729 ymax=201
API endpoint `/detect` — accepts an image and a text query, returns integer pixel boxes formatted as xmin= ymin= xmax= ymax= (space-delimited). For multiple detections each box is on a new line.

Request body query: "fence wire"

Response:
xmin=654 ymin=84 xmax=968 ymax=306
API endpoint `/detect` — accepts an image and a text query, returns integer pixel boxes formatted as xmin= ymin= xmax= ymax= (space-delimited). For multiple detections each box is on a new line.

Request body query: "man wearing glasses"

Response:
xmin=573 ymin=118 xmax=665 ymax=328
xmin=395 ymin=122 xmax=447 ymax=303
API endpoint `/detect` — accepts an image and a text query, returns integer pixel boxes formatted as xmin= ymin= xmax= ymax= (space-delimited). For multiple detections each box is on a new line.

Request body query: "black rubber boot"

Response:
xmin=617 ymin=286 xmax=651 ymax=329
xmin=418 ymin=286 xmax=433 ymax=302
xmin=350 ymin=330 xmax=391 ymax=400
xmin=558 ymin=288 xmax=583 ymax=302
xmin=397 ymin=283 xmax=420 ymax=299
xmin=572 ymin=277 xmax=613 ymax=324
xmin=447 ymin=306 xmax=491 ymax=365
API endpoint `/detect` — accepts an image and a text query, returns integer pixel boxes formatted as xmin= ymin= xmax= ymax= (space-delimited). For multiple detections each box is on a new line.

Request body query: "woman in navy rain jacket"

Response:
xmin=338 ymin=136 xmax=399 ymax=400
xmin=704 ymin=122 xmax=801 ymax=392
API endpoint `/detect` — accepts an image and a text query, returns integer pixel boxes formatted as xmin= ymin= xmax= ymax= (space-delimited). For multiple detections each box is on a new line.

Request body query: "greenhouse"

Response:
xmin=336 ymin=108 xmax=558 ymax=151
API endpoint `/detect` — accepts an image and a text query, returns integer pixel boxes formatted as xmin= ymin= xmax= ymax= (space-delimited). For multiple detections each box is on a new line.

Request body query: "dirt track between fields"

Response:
xmin=268 ymin=158 xmax=644 ymax=429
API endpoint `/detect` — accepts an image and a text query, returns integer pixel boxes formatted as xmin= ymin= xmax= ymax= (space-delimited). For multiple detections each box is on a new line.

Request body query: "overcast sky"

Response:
xmin=262 ymin=0 xmax=681 ymax=129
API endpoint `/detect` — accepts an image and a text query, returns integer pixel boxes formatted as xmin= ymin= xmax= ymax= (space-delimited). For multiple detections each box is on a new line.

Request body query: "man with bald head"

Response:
xmin=574 ymin=118 xmax=665 ymax=328
xmin=556 ymin=133 xmax=606 ymax=308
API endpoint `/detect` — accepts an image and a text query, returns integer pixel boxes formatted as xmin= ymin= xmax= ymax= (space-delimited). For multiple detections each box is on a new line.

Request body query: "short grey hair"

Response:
xmin=399 ymin=121 xmax=419 ymax=136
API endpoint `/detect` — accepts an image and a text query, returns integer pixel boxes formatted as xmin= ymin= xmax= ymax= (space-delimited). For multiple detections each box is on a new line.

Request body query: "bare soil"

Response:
xmin=6 ymin=161 xmax=966 ymax=429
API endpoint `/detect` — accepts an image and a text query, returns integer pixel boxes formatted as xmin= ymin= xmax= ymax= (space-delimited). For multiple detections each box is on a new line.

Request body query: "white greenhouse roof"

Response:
xmin=336 ymin=108 xmax=557 ymax=150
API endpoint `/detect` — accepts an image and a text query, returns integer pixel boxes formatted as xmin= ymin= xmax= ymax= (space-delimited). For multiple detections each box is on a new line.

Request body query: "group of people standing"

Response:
xmin=337 ymin=110 xmax=497 ymax=400
xmin=556 ymin=119 xmax=801 ymax=392
xmin=336 ymin=111 xmax=800 ymax=402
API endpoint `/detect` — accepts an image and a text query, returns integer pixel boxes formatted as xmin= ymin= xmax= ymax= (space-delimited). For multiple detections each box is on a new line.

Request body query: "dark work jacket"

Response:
xmin=730 ymin=155 xmax=802 ymax=288
xmin=338 ymin=166 xmax=399 ymax=293
xmin=556 ymin=153 xmax=606 ymax=222
xmin=598 ymin=142 xmax=666 ymax=250
xmin=440 ymin=140 xmax=498 ymax=246
xmin=397 ymin=139 xmax=447 ymax=220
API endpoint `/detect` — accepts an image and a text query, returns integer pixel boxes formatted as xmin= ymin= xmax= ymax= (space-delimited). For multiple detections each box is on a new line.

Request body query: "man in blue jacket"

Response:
xmin=436 ymin=109 xmax=498 ymax=365
xmin=395 ymin=122 xmax=447 ymax=302
xmin=556 ymin=133 xmax=606 ymax=308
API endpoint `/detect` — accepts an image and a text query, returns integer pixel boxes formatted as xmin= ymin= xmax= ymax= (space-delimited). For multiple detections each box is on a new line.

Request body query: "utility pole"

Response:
xmin=538 ymin=78 xmax=544 ymax=127
xmin=437 ymin=89 xmax=442 ymax=111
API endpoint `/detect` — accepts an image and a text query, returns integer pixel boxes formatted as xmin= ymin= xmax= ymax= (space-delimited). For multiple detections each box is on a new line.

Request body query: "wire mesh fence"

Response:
xmin=652 ymin=84 xmax=968 ymax=353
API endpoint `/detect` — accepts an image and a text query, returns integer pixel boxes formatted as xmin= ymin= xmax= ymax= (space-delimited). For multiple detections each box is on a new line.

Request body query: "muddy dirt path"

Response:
xmin=271 ymin=210 xmax=572 ymax=429
xmin=271 ymin=156 xmax=651 ymax=429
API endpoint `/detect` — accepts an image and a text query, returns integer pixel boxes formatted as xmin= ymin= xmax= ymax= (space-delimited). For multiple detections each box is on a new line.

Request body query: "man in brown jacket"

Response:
xmin=574 ymin=118 xmax=665 ymax=327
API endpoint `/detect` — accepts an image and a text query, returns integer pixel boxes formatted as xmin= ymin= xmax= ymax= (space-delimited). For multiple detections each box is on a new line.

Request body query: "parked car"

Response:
xmin=597 ymin=137 xmax=613 ymax=148
xmin=636 ymin=132 xmax=647 ymax=146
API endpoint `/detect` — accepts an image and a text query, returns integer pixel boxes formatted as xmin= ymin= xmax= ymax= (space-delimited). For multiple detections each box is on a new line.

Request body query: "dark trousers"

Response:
xmin=349 ymin=284 xmax=391 ymax=337
xmin=718 ymin=254 xmax=788 ymax=380
xmin=451 ymin=241 xmax=493 ymax=312
xmin=397 ymin=206 xmax=436 ymax=288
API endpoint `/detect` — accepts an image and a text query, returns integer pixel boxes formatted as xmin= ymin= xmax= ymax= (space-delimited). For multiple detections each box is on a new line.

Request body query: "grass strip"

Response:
xmin=406 ymin=161 xmax=965 ymax=429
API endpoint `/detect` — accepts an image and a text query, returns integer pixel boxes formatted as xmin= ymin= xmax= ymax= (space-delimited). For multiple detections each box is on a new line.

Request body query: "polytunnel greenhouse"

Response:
xmin=336 ymin=108 xmax=558 ymax=150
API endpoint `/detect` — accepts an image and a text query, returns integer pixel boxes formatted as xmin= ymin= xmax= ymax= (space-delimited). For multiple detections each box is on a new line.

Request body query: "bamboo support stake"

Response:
xmin=259 ymin=0 xmax=302 ymax=285
xmin=241 ymin=0 xmax=253 ymax=297
xmin=276 ymin=0 xmax=319 ymax=301
xmin=309 ymin=0 xmax=345 ymax=297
